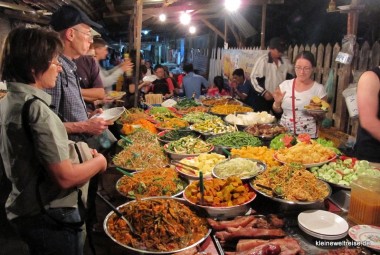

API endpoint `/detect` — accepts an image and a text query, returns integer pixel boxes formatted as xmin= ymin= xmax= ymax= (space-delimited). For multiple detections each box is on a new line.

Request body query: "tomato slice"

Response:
xmin=282 ymin=135 xmax=294 ymax=147
xmin=297 ymin=133 xmax=311 ymax=143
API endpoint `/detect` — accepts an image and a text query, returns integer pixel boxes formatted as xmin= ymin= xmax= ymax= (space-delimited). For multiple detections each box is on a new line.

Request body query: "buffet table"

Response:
xmin=102 ymin=99 xmax=378 ymax=255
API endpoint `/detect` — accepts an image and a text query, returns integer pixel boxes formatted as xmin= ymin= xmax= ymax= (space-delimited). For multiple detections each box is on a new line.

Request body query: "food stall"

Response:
xmin=100 ymin=97 xmax=380 ymax=255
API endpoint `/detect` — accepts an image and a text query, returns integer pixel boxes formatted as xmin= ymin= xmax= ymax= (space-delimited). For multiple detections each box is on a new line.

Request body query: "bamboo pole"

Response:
xmin=133 ymin=0 xmax=142 ymax=107
xmin=260 ymin=1 xmax=267 ymax=50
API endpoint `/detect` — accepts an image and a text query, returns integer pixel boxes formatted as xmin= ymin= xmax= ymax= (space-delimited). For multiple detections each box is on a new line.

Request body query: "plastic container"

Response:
xmin=348 ymin=175 xmax=380 ymax=225
xmin=123 ymin=53 xmax=133 ymax=77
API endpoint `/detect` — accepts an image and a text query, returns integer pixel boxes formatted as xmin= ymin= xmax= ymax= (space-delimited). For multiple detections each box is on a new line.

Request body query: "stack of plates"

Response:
xmin=298 ymin=210 xmax=349 ymax=240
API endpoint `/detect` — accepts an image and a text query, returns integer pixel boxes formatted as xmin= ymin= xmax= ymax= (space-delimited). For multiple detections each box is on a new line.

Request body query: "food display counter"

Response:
xmin=102 ymin=98 xmax=379 ymax=255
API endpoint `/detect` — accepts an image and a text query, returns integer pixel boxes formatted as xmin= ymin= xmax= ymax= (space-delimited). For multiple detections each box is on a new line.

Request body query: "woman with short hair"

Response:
xmin=0 ymin=26 xmax=107 ymax=255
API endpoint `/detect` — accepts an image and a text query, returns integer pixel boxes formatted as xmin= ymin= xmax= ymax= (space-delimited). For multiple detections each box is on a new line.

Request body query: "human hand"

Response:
xmin=272 ymin=88 xmax=285 ymax=104
xmin=85 ymin=117 xmax=110 ymax=135
xmin=91 ymin=150 xmax=107 ymax=172
xmin=120 ymin=60 xmax=134 ymax=73
xmin=89 ymin=108 xmax=103 ymax=118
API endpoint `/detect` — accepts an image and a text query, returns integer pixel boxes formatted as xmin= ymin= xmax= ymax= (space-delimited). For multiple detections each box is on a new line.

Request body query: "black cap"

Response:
xmin=50 ymin=5 xmax=102 ymax=31
xmin=269 ymin=37 xmax=286 ymax=53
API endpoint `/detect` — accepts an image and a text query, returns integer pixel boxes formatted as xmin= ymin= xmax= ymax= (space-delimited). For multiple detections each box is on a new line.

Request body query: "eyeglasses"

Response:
xmin=72 ymin=28 xmax=93 ymax=40
xmin=295 ymin=66 xmax=313 ymax=72
xmin=50 ymin=60 xmax=63 ymax=68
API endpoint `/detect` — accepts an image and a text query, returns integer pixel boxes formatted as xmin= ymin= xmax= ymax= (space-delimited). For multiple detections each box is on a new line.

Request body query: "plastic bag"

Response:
xmin=325 ymin=69 xmax=335 ymax=103
xmin=335 ymin=35 xmax=356 ymax=64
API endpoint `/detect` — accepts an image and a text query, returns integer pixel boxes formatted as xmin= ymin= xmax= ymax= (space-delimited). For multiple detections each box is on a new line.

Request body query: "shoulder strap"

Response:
xmin=21 ymin=97 xmax=84 ymax=230
xmin=22 ymin=97 xmax=48 ymax=142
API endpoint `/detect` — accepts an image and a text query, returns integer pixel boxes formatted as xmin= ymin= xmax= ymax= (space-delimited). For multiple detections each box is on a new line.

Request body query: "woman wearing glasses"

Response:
xmin=272 ymin=51 xmax=327 ymax=138
xmin=0 ymin=27 xmax=107 ymax=255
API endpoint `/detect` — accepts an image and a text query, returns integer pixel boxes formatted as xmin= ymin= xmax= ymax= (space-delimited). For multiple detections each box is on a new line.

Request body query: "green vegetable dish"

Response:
xmin=183 ymin=112 xmax=220 ymax=123
xmin=174 ymin=98 xmax=200 ymax=109
xmin=167 ymin=136 xmax=213 ymax=154
xmin=160 ymin=130 xmax=199 ymax=142
xmin=310 ymin=156 xmax=380 ymax=188
xmin=206 ymin=131 xmax=262 ymax=148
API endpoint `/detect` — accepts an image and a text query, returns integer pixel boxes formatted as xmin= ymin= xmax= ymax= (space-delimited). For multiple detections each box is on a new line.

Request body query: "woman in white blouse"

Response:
xmin=272 ymin=51 xmax=327 ymax=138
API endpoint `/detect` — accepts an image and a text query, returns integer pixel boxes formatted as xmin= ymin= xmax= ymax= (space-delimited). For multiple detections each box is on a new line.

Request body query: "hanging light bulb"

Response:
xmin=189 ymin=26 xmax=196 ymax=34
xmin=179 ymin=12 xmax=191 ymax=25
xmin=225 ymin=0 xmax=241 ymax=12
xmin=159 ymin=13 xmax=166 ymax=22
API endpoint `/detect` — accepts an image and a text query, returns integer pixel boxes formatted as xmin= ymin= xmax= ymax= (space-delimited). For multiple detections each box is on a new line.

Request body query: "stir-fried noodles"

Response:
xmin=113 ymin=143 xmax=169 ymax=170
xmin=253 ymin=164 xmax=330 ymax=202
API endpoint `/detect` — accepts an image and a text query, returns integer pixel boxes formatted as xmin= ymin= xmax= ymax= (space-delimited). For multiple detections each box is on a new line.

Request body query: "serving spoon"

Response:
xmin=96 ymin=192 xmax=139 ymax=236
xmin=255 ymin=184 xmax=284 ymax=198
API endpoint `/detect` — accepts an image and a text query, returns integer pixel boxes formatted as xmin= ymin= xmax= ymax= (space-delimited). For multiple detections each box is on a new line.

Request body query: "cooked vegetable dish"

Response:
xmin=116 ymin=167 xmax=188 ymax=199
xmin=106 ymin=198 xmax=209 ymax=252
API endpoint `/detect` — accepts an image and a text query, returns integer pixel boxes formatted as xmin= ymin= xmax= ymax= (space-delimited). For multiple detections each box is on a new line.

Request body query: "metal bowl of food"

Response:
xmin=115 ymin=167 xmax=189 ymax=199
xmin=156 ymin=129 xmax=199 ymax=144
xmin=244 ymin=123 xmax=288 ymax=140
xmin=104 ymin=197 xmax=211 ymax=254
xmin=212 ymin=158 xmax=266 ymax=181
xmin=250 ymin=164 xmax=332 ymax=211
xmin=183 ymin=177 xmax=257 ymax=219
xmin=224 ymin=112 xmax=276 ymax=131
xmin=164 ymin=137 xmax=214 ymax=160
xmin=172 ymin=153 xmax=226 ymax=180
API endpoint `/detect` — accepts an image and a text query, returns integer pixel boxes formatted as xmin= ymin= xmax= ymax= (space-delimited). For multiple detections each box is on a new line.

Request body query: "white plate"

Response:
xmin=92 ymin=107 xmax=125 ymax=122
xmin=106 ymin=91 xmax=126 ymax=100
xmin=298 ymin=210 xmax=349 ymax=236
xmin=142 ymin=75 xmax=158 ymax=82
xmin=304 ymin=108 xmax=328 ymax=114
xmin=299 ymin=224 xmax=347 ymax=240
xmin=349 ymin=225 xmax=380 ymax=251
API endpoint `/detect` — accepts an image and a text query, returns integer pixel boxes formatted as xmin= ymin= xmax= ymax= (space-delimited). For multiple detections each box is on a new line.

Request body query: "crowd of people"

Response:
xmin=0 ymin=3 xmax=379 ymax=255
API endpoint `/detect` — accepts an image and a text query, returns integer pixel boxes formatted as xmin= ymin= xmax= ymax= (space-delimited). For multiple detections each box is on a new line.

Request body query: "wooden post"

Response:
xmin=133 ymin=0 xmax=143 ymax=107
xmin=336 ymin=0 xmax=362 ymax=131
xmin=224 ymin=17 xmax=228 ymax=47
xmin=260 ymin=2 xmax=267 ymax=50
xmin=347 ymin=0 xmax=361 ymax=35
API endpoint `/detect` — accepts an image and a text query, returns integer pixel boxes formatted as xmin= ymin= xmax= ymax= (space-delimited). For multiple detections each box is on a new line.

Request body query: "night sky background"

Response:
xmin=219 ymin=0 xmax=380 ymax=47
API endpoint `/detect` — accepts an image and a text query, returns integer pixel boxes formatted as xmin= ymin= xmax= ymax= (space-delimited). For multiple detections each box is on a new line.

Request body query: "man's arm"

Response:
xmin=63 ymin=117 xmax=111 ymax=136
xmin=81 ymin=87 xmax=105 ymax=102
xmin=357 ymin=70 xmax=380 ymax=141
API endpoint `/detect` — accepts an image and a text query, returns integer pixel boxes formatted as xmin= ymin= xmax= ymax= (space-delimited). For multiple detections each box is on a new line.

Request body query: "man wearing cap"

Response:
xmin=45 ymin=4 xmax=112 ymax=144
xmin=249 ymin=37 xmax=293 ymax=112
xmin=45 ymin=5 xmax=115 ymax=254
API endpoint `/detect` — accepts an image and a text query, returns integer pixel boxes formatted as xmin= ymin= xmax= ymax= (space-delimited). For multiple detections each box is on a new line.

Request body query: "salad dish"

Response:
xmin=212 ymin=158 xmax=266 ymax=180
xmin=310 ymin=156 xmax=380 ymax=189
